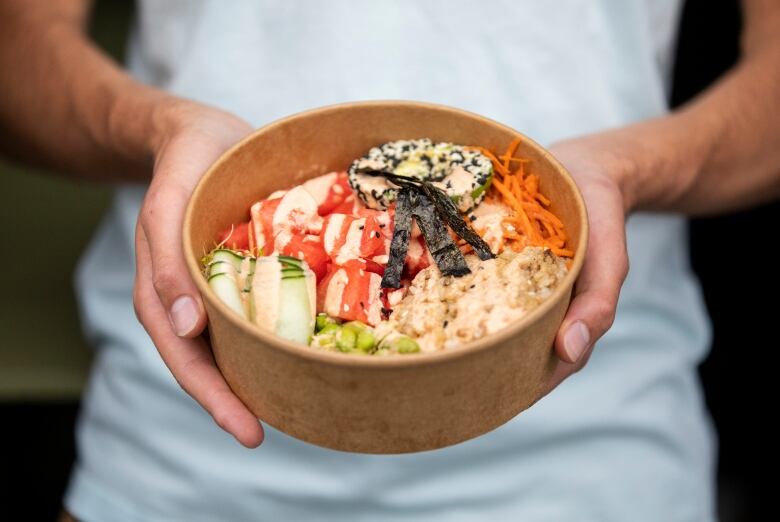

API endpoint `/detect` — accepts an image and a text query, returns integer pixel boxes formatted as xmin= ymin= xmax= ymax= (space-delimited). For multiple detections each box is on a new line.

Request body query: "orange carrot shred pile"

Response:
xmin=472 ymin=140 xmax=574 ymax=258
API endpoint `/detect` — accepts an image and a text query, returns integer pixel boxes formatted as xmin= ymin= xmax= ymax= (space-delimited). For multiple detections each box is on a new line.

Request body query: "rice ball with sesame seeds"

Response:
xmin=347 ymin=139 xmax=494 ymax=213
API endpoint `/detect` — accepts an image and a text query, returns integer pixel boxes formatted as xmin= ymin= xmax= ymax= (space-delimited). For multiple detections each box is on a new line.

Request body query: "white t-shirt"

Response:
xmin=66 ymin=1 xmax=716 ymax=520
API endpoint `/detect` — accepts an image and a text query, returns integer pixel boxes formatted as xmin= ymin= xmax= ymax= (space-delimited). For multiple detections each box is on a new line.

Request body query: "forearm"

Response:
xmin=627 ymin=43 xmax=780 ymax=214
xmin=608 ymin=3 xmax=780 ymax=215
xmin=0 ymin=1 xmax=179 ymax=181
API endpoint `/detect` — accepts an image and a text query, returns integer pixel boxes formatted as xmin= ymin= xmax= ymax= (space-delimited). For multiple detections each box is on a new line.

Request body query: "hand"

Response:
xmin=541 ymin=136 xmax=632 ymax=395
xmin=133 ymin=101 xmax=264 ymax=447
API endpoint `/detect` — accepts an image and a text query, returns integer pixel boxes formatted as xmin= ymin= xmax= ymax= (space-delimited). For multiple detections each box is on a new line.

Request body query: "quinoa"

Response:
xmin=385 ymin=246 xmax=568 ymax=351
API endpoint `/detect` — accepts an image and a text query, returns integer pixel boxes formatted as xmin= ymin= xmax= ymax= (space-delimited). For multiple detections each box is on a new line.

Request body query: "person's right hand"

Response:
xmin=540 ymin=133 xmax=634 ymax=396
xmin=132 ymin=100 xmax=264 ymax=447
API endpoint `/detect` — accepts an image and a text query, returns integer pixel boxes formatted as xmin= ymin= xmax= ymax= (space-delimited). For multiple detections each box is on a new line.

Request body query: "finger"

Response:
xmin=140 ymin=170 xmax=207 ymax=338
xmin=541 ymin=344 xmax=595 ymax=397
xmin=554 ymin=179 xmax=628 ymax=364
xmin=135 ymin=226 xmax=264 ymax=448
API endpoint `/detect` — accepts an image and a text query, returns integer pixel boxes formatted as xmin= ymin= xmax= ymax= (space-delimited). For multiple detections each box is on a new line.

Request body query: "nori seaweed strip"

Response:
xmin=411 ymin=191 xmax=471 ymax=278
xmin=418 ymin=182 xmax=495 ymax=260
xmin=381 ymin=187 xmax=414 ymax=288
xmin=359 ymin=169 xmax=495 ymax=260
xmin=357 ymin=169 xmax=418 ymax=190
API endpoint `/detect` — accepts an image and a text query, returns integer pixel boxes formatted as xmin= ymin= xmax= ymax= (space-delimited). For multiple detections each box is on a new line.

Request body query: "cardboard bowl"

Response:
xmin=184 ymin=101 xmax=588 ymax=453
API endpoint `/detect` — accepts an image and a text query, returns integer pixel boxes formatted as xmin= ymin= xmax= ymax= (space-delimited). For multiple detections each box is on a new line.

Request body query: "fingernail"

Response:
xmin=563 ymin=321 xmax=590 ymax=362
xmin=170 ymin=296 xmax=198 ymax=336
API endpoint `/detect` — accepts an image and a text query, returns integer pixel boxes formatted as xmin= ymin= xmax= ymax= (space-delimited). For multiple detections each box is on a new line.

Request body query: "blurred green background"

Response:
xmin=0 ymin=1 xmax=132 ymax=400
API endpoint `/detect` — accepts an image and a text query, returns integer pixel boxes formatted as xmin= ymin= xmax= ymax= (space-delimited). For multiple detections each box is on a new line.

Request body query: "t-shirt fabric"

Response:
xmin=65 ymin=1 xmax=716 ymax=520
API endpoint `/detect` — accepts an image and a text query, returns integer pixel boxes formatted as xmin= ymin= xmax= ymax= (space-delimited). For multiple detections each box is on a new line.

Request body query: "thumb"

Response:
xmin=138 ymin=180 xmax=207 ymax=338
xmin=554 ymin=179 xmax=628 ymax=364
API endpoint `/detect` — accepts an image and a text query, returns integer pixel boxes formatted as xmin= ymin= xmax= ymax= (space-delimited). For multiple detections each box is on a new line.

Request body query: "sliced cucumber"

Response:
xmin=207 ymin=250 xmax=247 ymax=319
xmin=278 ymin=255 xmax=304 ymax=269
xmin=242 ymin=257 xmax=257 ymax=293
xmin=238 ymin=256 xmax=256 ymax=317
xmin=247 ymin=254 xmax=316 ymax=345
xmin=207 ymin=260 xmax=232 ymax=280
xmin=211 ymin=249 xmax=244 ymax=270
xmin=205 ymin=247 xmax=315 ymax=345
xmin=208 ymin=273 xmax=246 ymax=319
xmin=275 ymin=271 xmax=316 ymax=345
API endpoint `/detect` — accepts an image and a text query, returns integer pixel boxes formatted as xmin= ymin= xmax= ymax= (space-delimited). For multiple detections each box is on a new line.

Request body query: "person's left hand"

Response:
xmin=541 ymin=135 xmax=633 ymax=395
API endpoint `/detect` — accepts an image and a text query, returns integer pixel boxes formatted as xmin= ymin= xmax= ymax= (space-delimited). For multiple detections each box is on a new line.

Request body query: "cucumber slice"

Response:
xmin=205 ymin=248 xmax=253 ymax=319
xmin=208 ymin=273 xmax=246 ymax=319
xmin=207 ymin=260 xmax=233 ymax=280
xmin=239 ymin=256 xmax=257 ymax=317
xmin=247 ymin=254 xmax=316 ymax=344
xmin=278 ymin=255 xmax=304 ymax=269
xmin=242 ymin=257 xmax=257 ymax=293
xmin=211 ymin=249 xmax=244 ymax=270
xmin=275 ymin=272 xmax=315 ymax=345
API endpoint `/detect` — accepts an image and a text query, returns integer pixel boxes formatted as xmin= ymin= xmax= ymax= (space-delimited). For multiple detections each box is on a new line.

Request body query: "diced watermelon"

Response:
xmin=320 ymin=213 xmax=390 ymax=266
xmin=250 ymin=197 xmax=282 ymax=253
xmin=331 ymin=195 xmax=357 ymax=215
xmin=359 ymin=215 xmax=386 ymax=259
xmin=250 ymin=187 xmax=324 ymax=254
xmin=217 ymin=221 xmax=251 ymax=251
xmin=317 ymin=261 xmax=383 ymax=325
xmin=281 ymin=233 xmax=330 ymax=282
xmin=317 ymin=171 xmax=353 ymax=216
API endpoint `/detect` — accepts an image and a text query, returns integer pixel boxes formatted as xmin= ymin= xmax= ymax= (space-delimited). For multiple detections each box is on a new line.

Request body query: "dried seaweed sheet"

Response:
xmin=418 ymin=183 xmax=494 ymax=260
xmin=359 ymin=169 xmax=492 ymax=287
xmin=411 ymin=191 xmax=470 ymax=278
xmin=381 ymin=187 xmax=413 ymax=288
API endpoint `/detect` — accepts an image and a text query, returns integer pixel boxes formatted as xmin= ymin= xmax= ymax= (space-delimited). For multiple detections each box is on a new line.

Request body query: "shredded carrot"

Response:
xmin=478 ymin=138 xmax=573 ymax=258
xmin=498 ymin=156 xmax=531 ymax=165
xmin=502 ymin=138 xmax=522 ymax=171
xmin=471 ymin=146 xmax=510 ymax=177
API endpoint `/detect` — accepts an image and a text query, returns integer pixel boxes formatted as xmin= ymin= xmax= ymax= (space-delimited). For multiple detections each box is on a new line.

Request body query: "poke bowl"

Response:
xmin=183 ymin=101 xmax=587 ymax=453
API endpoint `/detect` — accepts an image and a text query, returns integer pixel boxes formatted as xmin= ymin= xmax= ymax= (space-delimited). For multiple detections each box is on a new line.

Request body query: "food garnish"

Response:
xmin=348 ymin=139 xmax=493 ymax=212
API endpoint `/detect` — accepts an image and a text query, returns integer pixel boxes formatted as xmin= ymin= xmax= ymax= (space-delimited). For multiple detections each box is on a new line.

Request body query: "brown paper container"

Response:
xmin=183 ymin=101 xmax=588 ymax=453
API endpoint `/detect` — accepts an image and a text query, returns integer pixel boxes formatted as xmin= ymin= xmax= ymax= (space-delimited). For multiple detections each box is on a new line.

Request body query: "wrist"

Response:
xmin=104 ymin=83 xmax=204 ymax=172
xmin=605 ymin=114 xmax=708 ymax=213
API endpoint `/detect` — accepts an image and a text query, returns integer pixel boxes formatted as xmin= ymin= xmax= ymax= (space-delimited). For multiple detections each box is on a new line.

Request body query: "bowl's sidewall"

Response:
xmin=185 ymin=101 xmax=587 ymax=453
xmin=207 ymin=290 xmax=567 ymax=454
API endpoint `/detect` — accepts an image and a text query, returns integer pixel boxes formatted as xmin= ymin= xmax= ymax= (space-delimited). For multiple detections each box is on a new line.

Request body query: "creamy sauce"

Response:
xmin=251 ymin=258 xmax=282 ymax=332
xmin=302 ymin=172 xmax=337 ymax=204
xmin=432 ymin=165 xmax=473 ymax=196
xmin=386 ymin=247 xmax=568 ymax=352
xmin=323 ymin=267 xmax=349 ymax=317
xmin=272 ymin=186 xmax=321 ymax=252
xmin=470 ymin=201 xmax=511 ymax=254
xmin=249 ymin=201 xmax=266 ymax=251
xmin=323 ymin=213 xmax=346 ymax=253
xmin=365 ymin=272 xmax=383 ymax=325
xmin=334 ymin=217 xmax=365 ymax=265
